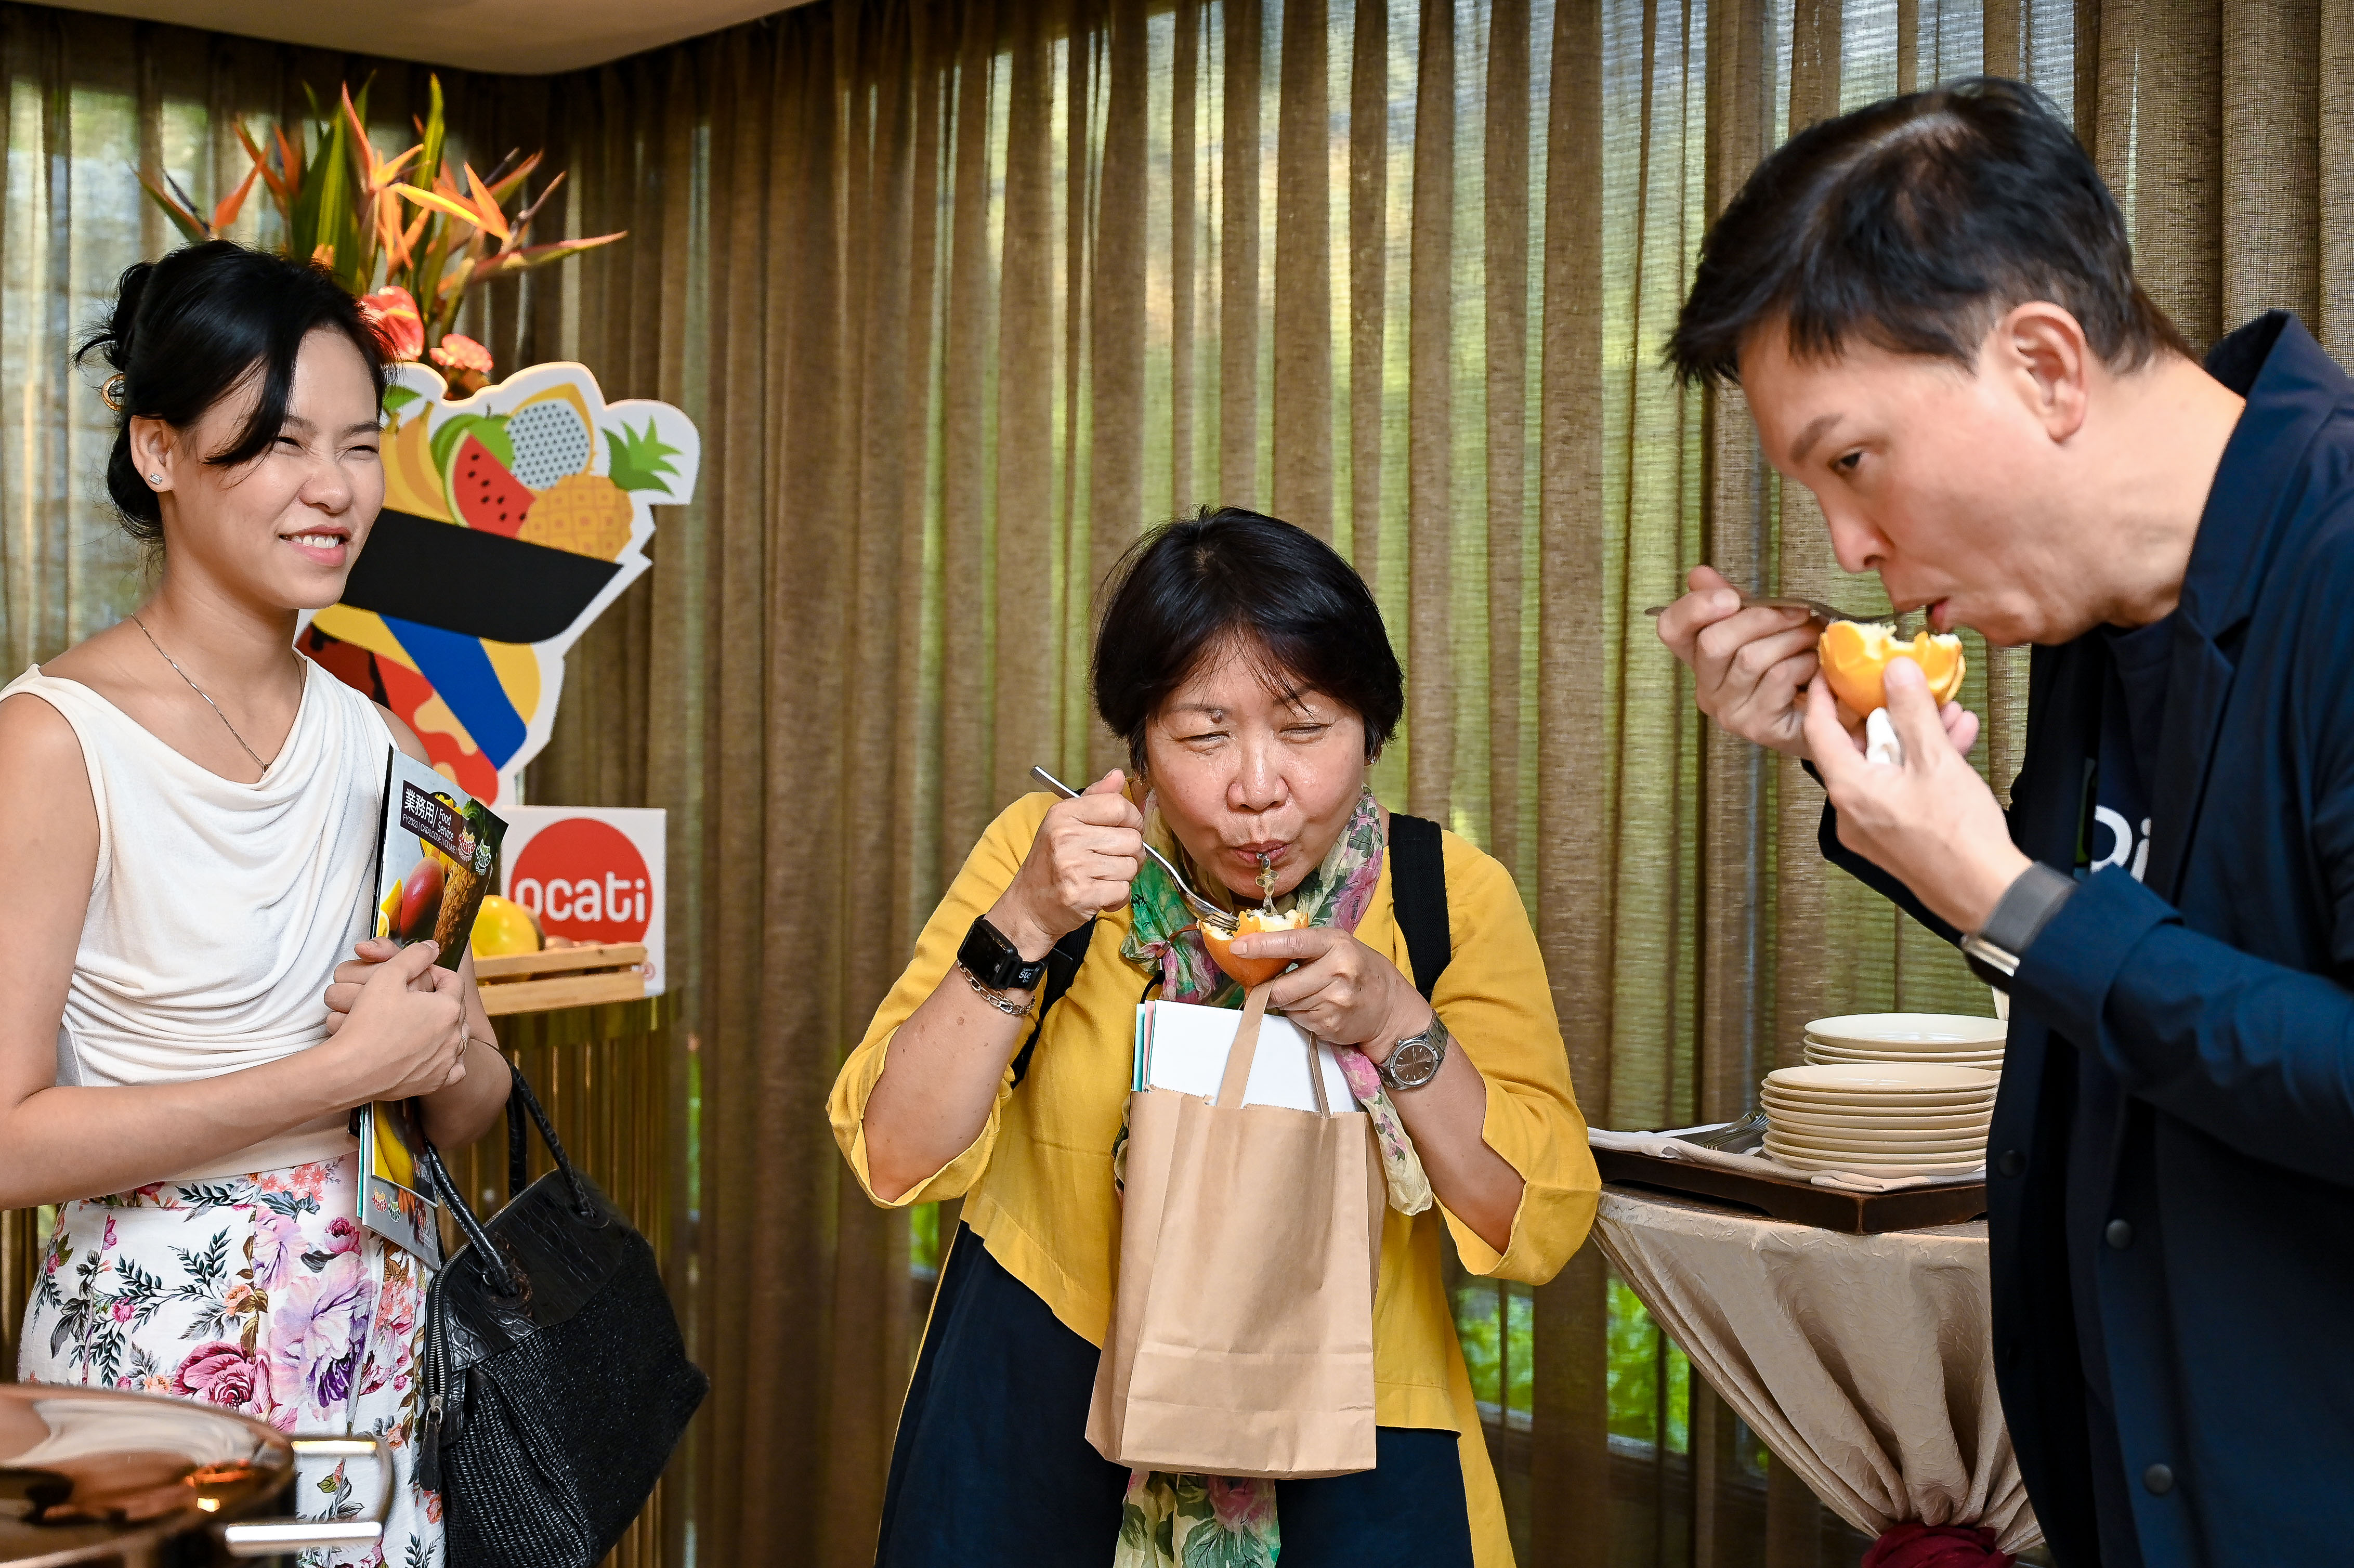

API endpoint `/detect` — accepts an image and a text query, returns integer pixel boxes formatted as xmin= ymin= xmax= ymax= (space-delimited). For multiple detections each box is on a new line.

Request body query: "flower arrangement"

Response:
xmin=136 ymin=76 xmax=623 ymax=390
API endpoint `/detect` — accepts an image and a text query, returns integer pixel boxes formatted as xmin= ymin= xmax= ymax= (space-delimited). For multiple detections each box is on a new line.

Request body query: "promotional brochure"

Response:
xmin=355 ymin=749 xmax=509 ymax=1264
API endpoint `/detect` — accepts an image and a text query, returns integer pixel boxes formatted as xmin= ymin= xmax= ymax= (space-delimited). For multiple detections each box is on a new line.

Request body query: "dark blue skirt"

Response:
xmin=874 ymin=1224 xmax=1476 ymax=1566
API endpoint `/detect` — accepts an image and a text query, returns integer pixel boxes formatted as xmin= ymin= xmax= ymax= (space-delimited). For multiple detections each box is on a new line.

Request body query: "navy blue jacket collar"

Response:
xmin=2140 ymin=311 xmax=2351 ymax=898
xmin=2180 ymin=311 xmax=2350 ymax=643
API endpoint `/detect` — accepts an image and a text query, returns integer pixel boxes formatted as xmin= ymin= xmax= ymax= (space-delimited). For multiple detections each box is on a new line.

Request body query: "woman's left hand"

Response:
xmin=1224 ymin=925 xmax=1431 ymax=1057
xmin=323 ymin=936 xmax=438 ymax=1034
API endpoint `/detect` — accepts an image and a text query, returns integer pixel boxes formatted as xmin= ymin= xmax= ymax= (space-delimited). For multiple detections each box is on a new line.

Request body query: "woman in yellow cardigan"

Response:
xmin=830 ymin=507 xmax=1598 ymax=1568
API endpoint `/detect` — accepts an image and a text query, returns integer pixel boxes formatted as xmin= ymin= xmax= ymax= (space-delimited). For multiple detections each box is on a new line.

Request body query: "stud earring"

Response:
xmin=148 ymin=474 xmax=162 ymax=486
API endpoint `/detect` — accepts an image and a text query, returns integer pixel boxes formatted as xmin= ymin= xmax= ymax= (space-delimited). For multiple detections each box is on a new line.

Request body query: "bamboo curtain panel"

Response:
xmin=0 ymin=0 xmax=2330 ymax=1562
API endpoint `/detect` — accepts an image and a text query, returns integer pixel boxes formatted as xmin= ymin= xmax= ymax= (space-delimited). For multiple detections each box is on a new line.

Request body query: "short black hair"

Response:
xmin=1093 ymin=507 xmax=1403 ymax=768
xmin=78 ymin=240 xmax=388 ymax=544
xmin=1667 ymin=76 xmax=2191 ymax=385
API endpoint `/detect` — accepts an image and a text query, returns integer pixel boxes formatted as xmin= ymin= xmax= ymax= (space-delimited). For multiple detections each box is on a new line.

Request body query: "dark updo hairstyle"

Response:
xmin=1093 ymin=506 xmax=1404 ymax=769
xmin=78 ymin=240 xmax=388 ymax=544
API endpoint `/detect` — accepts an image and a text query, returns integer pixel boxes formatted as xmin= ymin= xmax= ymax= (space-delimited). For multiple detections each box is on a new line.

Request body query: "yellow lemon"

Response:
xmin=469 ymin=894 xmax=543 ymax=959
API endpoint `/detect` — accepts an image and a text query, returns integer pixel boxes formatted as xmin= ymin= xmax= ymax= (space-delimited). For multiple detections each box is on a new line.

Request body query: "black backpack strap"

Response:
xmin=1387 ymin=812 xmax=1453 ymax=1002
xmin=1009 ymin=919 xmax=1097 ymax=1088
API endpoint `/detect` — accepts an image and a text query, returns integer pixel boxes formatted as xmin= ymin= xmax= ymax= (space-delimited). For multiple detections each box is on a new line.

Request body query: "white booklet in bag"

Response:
xmin=1133 ymin=999 xmax=1353 ymax=1110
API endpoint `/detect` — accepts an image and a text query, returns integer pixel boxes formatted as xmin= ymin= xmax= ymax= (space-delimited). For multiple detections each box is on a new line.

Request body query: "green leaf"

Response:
xmin=382 ymin=384 xmax=421 ymax=414
xmin=420 ymin=75 xmax=447 ymax=201
xmin=1179 ymin=1523 xmax=1268 ymax=1568
xmin=605 ymin=418 xmax=682 ymax=493
xmin=135 ymin=169 xmax=212 ymax=244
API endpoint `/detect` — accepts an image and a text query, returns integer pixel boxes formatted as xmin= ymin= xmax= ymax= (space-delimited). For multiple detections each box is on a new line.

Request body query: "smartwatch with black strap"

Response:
xmin=1960 ymin=861 xmax=2076 ymax=991
xmin=958 ymin=914 xmax=1050 ymax=994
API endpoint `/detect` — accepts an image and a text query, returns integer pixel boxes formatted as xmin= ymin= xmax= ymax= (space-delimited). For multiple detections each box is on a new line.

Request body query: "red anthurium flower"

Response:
xmin=358 ymin=285 xmax=424 ymax=361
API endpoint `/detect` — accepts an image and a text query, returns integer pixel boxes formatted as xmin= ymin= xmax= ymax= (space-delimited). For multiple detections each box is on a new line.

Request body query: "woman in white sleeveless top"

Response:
xmin=0 ymin=243 xmax=511 ymax=1566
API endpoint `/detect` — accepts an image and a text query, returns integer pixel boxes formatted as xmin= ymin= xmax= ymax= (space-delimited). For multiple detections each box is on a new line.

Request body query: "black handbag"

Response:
xmin=415 ymin=1067 xmax=708 ymax=1568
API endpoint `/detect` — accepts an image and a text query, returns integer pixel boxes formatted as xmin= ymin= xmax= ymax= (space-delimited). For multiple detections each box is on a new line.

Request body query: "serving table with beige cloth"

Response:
xmin=1594 ymin=1186 xmax=2042 ymax=1556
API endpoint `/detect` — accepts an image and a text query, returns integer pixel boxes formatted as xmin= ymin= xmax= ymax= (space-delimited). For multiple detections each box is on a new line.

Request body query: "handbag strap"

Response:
xmin=507 ymin=1088 xmax=528 ymax=1198
xmin=412 ymin=1060 xmax=590 ymax=1299
xmin=1214 ymin=983 xmax=1275 ymax=1107
xmin=418 ymin=1137 xmax=521 ymax=1298
xmin=505 ymin=1066 xmax=594 ymax=1217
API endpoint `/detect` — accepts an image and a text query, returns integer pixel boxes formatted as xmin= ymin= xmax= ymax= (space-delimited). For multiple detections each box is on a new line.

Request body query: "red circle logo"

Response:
xmin=509 ymin=818 xmax=652 ymax=945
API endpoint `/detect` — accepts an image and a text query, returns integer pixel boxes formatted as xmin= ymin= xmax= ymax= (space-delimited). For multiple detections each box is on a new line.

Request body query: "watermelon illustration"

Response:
xmin=451 ymin=434 xmax=534 ymax=536
xmin=506 ymin=396 xmax=594 ymax=490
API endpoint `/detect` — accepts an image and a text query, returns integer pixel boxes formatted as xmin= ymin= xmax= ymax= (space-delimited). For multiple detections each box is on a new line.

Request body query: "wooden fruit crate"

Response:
xmin=474 ymin=941 xmax=648 ymax=1016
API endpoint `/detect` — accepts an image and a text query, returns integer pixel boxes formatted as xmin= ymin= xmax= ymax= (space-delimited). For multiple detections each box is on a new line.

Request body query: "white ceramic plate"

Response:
xmin=1766 ymin=1120 xmax=1984 ymax=1143
xmin=1805 ymin=1012 xmax=2007 ymax=1049
xmin=1802 ymin=1055 xmax=2004 ymax=1070
xmin=1763 ymin=1148 xmax=1985 ymax=1178
xmin=1803 ymin=1049 xmax=2005 ymax=1070
xmin=1770 ymin=1092 xmax=1986 ymax=1116
xmin=1766 ymin=1062 xmax=1999 ymax=1093
xmin=1763 ymin=1081 xmax=1997 ymax=1105
xmin=1804 ymin=1039 xmax=2004 ymax=1059
xmin=1765 ymin=1115 xmax=1987 ymax=1141
xmin=1764 ymin=1129 xmax=1988 ymax=1155
xmin=1766 ymin=1107 xmax=1993 ymax=1135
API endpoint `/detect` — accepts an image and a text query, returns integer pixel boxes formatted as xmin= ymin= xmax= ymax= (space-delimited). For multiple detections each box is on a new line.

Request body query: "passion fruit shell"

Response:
xmin=1198 ymin=909 xmax=1304 ymax=989
xmin=1817 ymin=620 xmax=1967 ymax=715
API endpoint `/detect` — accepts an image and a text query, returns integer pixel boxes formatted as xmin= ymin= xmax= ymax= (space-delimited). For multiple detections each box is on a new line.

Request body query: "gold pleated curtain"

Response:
xmin=2 ymin=0 xmax=2339 ymax=1563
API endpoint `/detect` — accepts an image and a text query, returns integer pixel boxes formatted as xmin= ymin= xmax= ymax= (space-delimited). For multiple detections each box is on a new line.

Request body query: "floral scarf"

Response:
xmin=1111 ymin=787 xmax=1433 ymax=1568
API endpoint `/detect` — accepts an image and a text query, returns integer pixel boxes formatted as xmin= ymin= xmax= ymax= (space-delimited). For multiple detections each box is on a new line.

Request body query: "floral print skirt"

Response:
xmin=15 ymin=1153 xmax=441 ymax=1568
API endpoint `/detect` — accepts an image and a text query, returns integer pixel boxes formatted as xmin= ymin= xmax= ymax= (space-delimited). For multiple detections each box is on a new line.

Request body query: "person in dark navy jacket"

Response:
xmin=1654 ymin=78 xmax=2354 ymax=1568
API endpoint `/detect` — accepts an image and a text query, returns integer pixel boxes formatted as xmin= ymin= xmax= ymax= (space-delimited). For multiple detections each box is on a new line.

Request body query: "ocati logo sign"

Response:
xmin=501 ymin=806 xmax=666 ymax=995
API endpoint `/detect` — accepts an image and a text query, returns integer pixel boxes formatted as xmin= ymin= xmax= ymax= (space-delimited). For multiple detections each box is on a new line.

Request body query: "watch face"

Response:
xmin=962 ymin=916 xmax=1034 ymax=990
xmin=1388 ymin=1038 xmax=1443 ymax=1089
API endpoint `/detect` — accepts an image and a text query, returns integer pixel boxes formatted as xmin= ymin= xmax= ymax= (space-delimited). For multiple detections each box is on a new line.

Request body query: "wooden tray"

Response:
xmin=1595 ymin=1145 xmax=1987 ymax=1234
xmin=474 ymin=942 xmax=648 ymax=1017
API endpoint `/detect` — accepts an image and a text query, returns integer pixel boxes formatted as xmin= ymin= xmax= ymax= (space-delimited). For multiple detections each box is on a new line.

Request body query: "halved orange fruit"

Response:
xmin=1199 ymin=908 xmax=1306 ymax=989
xmin=1817 ymin=620 xmax=1966 ymax=715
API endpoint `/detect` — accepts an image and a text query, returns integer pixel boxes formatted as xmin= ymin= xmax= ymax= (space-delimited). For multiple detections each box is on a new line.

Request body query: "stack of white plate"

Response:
xmin=1760 ymin=1062 xmax=1998 ymax=1178
xmin=1802 ymin=1012 xmax=2006 ymax=1072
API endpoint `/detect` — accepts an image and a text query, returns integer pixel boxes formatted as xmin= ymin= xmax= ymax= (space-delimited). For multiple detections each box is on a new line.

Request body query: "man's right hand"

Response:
xmin=988 ymin=770 xmax=1144 ymax=959
xmin=1659 ymin=565 xmax=1984 ymax=763
xmin=1656 ymin=565 xmax=1827 ymax=757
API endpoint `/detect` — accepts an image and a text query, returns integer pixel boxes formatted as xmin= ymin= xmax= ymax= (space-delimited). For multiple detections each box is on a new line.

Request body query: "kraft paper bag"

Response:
xmin=1086 ymin=984 xmax=1387 ymax=1479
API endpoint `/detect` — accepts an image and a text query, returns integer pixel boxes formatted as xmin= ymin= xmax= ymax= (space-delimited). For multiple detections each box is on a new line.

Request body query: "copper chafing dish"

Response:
xmin=0 ymin=1383 xmax=386 ymax=1565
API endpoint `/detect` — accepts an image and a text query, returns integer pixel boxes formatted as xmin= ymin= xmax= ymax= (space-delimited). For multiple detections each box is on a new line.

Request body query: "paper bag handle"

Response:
xmin=1215 ymin=984 xmax=1275 ymax=1107
xmin=1213 ymin=985 xmax=1334 ymax=1114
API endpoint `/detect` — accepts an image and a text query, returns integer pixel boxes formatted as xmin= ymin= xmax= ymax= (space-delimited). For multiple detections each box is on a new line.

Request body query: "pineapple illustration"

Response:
xmin=519 ymin=473 xmax=635 ymax=559
xmin=515 ymin=419 xmax=682 ymax=561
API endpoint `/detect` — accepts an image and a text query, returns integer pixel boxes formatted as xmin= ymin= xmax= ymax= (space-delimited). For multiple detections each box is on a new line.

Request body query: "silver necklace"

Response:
xmin=130 ymin=613 xmax=287 ymax=776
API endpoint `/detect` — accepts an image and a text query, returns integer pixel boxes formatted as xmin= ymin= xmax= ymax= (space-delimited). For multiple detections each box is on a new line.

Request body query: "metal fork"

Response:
xmin=1642 ymin=592 xmax=1888 ymax=626
xmin=1682 ymin=1108 xmax=1769 ymax=1153
xmin=1030 ymin=765 xmax=1239 ymax=934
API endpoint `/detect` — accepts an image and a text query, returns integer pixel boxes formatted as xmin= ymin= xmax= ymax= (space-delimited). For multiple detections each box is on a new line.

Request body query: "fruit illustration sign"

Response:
xmin=300 ymin=361 xmax=698 ymax=804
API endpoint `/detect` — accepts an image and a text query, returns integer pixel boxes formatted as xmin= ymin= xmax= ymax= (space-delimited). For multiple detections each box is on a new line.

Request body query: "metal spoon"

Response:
xmin=1030 ymin=764 xmax=1239 ymax=934
xmin=1641 ymin=592 xmax=1888 ymax=626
